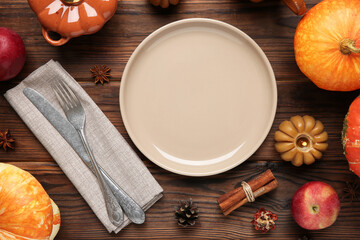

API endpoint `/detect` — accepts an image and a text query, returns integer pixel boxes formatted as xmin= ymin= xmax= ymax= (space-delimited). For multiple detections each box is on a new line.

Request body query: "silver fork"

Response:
xmin=52 ymin=79 xmax=124 ymax=226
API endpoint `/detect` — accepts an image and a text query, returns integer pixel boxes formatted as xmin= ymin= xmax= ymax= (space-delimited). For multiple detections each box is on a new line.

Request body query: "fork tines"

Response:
xmin=52 ymin=79 xmax=81 ymax=110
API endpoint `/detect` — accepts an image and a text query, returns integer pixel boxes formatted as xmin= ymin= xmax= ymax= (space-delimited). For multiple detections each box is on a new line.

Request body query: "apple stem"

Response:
xmin=340 ymin=38 xmax=360 ymax=55
xmin=312 ymin=205 xmax=319 ymax=213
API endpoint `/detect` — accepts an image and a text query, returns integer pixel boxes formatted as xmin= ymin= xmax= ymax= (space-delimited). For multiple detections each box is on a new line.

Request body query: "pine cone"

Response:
xmin=175 ymin=199 xmax=199 ymax=227
xmin=150 ymin=0 xmax=179 ymax=8
xmin=251 ymin=208 xmax=277 ymax=232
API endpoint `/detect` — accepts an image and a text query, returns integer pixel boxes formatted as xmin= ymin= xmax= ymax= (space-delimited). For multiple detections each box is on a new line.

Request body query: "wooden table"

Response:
xmin=1 ymin=0 xmax=360 ymax=239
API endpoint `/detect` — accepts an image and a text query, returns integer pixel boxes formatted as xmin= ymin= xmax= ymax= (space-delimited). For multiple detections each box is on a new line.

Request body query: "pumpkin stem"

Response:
xmin=340 ymin=38 xmax=360 ymax=55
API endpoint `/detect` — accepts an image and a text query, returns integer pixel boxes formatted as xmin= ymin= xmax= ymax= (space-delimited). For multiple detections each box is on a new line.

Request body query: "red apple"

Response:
xmin=291 ymin=181 xmax=340 ymax=230
xmin=0 ymin=27 xmax=26 ymax=81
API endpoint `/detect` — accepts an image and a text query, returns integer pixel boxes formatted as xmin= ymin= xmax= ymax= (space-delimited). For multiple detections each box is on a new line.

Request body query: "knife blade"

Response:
xmin=23 ymin=87 xmax=145 ymax=224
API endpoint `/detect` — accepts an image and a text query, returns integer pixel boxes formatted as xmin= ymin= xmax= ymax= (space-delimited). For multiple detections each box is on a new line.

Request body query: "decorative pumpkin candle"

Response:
xmin=275 ymin=116 xmax=328 ymax=166
xmin=0 ymin=163 xmax=60 ymax=239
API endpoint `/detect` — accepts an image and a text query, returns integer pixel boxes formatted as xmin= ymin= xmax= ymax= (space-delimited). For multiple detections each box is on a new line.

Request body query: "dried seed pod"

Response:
xmin=251 ymin=208 xmax=277 ymax=232
xmin=275 ymin=116 xmax=328 ymax=166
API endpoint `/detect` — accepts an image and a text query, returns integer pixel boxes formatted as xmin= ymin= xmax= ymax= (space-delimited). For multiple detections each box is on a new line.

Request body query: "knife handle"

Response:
xmin=77 ymin=129 xmax=145 ymax=224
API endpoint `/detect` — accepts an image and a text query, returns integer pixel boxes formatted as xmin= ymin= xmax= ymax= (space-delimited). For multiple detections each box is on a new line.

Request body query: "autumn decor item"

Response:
xmin=150 ymin=0 xmax=179 ymax=8
xmin=251 ymin=208 xmax=277 ymax=233
xmin=0 ymin=129 xmax=15 ymax=151
xmin=343 ymin=96 xmax=360 ymax=178
xmin=251 ymin=0 xmax=306 ymax=15
xmin=218 ymin=170 xmax=278 ymax=215
xmin=0 ymin=163 xmax=60 ymax=239
xmin=298 ymin=235 xmax=312 ymax=240
xmin=91 ymin=65 xmax=111 ymax=84
xmin=27 ymin=0 xmax=118 ymax=46
xmin=294 ymin=0 xmax=360 ymax=91
xmin=175 ymin=199 xmax=199 ymax=227
xmin=291 ymin=181 xmax=340 ymax=230
xmin=342 ymin=179 xmax=360 ymax=203
xmin=0 ymin=27 xmax=26 ymax=82
xmin=275 ymin=116 xmax=328 ymax=167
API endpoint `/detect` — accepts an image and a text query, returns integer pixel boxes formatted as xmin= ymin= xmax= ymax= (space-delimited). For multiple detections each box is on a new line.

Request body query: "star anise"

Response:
xmin=343 ymin=179 xmax=360 ymax=203
xmin=90 ymin=65 xmax=111 ymax=85
xmin=0 ymin=129 xmax=15 ymax=151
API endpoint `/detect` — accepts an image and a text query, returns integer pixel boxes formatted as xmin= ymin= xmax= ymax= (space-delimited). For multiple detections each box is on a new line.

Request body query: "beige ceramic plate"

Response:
xmin=120 ymin=18 xmax=277 ymax=176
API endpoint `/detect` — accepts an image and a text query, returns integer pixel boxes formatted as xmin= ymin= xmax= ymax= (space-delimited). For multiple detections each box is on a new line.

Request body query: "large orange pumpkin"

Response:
xmin=0 ymin=163 xmax=60 ymax=240
xmin=27 ymin=0 xmax=117 ymax=46
xmin=294 ymin=0 xmax=360 ymax=91
xmin=343 ymin=97 xmax=360 ymax=178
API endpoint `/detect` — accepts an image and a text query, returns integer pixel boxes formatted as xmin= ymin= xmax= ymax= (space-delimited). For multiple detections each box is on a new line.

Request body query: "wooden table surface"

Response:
xmin=1 ymin=0 xmax=360 ymax=239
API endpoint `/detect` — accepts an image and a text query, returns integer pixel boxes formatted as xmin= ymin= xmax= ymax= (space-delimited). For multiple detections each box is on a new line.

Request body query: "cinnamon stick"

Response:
xmin=217 ymin=169 xmax=277 ymax=215
xmin=223 ymin=179 xmax=278 ymax=215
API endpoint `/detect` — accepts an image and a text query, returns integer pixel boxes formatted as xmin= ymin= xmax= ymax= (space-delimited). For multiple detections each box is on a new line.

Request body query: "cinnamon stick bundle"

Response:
xmin=217 ymin=169 xmax=278 ymax=215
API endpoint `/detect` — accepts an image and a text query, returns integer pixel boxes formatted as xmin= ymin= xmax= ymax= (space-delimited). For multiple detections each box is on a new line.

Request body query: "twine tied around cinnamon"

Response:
xmin=241 ymin=181 xmax=255 ymax=202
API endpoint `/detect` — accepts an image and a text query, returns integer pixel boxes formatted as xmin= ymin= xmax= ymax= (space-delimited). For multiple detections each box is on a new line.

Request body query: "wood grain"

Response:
xmin=1 ymin=0 xmax=360 ymax=239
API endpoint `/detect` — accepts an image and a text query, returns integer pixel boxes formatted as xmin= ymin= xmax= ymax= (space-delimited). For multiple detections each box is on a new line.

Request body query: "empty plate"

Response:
xmin=120 ymin=18 xmax=277 ymax=176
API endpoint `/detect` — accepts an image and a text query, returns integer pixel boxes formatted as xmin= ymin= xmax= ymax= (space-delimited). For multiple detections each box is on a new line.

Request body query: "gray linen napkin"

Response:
xmin=4 ymin=60 xmax=163 ymax=233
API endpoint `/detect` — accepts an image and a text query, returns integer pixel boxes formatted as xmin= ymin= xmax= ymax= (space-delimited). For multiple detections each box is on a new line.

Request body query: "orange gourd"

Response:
xmin=0 ymin=163 xmax=60 ymax=240
xmin=343 ymin=97 xmax=360 ymax=178
xmin=27 ymin=0 xmax=117 ymax=46
xmin=294 ymin=0 xmax=360 ymax=91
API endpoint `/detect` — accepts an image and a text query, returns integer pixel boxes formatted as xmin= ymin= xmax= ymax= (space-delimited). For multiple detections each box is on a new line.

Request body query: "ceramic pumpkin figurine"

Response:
xmin=0 ymin=163 xmax=60 ymax=240
xmin=27 ymin=0 xmax=117 ymax=46
xmin=295 ymin=0 xmax=360 ymax=91
xmin=343 ymin=97 xmax=360 ymax=178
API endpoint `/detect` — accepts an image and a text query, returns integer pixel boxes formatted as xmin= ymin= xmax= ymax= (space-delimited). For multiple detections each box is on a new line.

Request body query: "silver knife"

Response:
xmin=23 ymin=87 xmax=145 ymax=224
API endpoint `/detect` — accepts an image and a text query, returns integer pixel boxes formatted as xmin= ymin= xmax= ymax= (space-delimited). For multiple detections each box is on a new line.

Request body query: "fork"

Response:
xmin=52 ymin=79 xmax=124 ymax=226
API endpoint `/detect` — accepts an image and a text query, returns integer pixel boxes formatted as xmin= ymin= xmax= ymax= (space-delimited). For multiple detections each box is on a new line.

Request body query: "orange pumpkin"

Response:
xmin=343 ymin=97 xmax=360 ymax=178
xmin=0 ymin=163 xmax=60 ymax=240
xmin=27 ymin=0 xmax=117 ymax=46
xmin=294 ymin=0 xmax=360 ymax=91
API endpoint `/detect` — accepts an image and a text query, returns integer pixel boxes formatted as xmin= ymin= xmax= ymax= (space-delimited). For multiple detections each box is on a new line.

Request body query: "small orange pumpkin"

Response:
xmin=0 ymin=163 xmax=60 ymax=240
xmin=27 ymin=0 xmax=117 ymax=46
xmin=251 ymin=0 xmax=306 ymax=15
xmin=294 ymin=0 xmax=360 ymax=91
xmin=149 ymin=0 xmax=180 ymax=8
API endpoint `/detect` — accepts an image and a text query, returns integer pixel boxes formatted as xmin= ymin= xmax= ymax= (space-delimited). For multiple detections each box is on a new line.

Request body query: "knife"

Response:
xmin=23 ymin=87 xmax=145 ymax=224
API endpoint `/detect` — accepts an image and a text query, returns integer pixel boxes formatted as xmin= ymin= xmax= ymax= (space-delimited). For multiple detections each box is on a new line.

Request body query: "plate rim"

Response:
xmin=120 ymin=18 xmax=277 ymax=176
